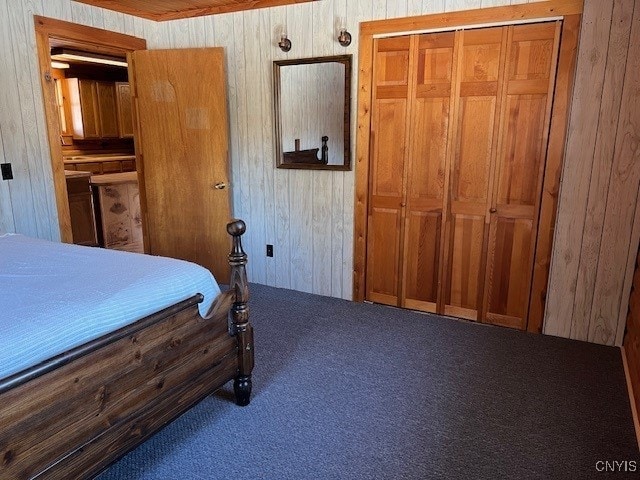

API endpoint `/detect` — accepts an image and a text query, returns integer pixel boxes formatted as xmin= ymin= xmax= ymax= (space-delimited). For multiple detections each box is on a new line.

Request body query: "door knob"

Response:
xmin=213 ymin=182 xmax=227 ymax=190
xmin=489 ymin=207 xmax=497 ymax=213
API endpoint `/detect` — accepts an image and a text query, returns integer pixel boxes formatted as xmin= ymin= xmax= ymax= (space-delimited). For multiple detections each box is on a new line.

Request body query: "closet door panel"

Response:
xmin=445 ymin=27 xmax=505 ymax=319
xmin=446 ymin=214 xmax=485 ymax=320
xmin=366 ymin=37 xmax=411 ymax=306
xmin=484 ymin=22 xmax=559 ymax=329
xmin=367 ymin=207 xmax=402 ymax=303
xmin=402 ymin=32 xmax=455 ymax=311
xmin=404 ymin=211 xmax=441 ymax=309
xmin=485 ymin=217 xmax=533 ymax=327
xmin=367 ymin=99 xmax=406 ymax=304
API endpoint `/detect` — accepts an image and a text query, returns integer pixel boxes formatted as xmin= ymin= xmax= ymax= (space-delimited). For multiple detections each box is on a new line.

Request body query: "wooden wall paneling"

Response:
xmin=259 ymin=8 xmax=277 ymax=287
xmin=543 ymin=0 xmax=613 ymax=338
xmin=245 ymin=8 xmax=269 ymax=286
xmin=372 ymin=0 xmax=387 ymax=20
xmin=311 ymin=0 xmax=335 ymax=296
xmin=330 ymin=0 xmax=347 ymax=298
xmin=386 ymin=0 xmax=408 ymax=19
xmin=230 ymin=11 xmax=254 ymax=280
xmin=167 ymin=19 xmax=191 ymax=48
xmin=41 ymin=0 xmax=73 ymax=19
xmin=287 ymin=2 xmax=315 ymax=293
xmin=407 ymin=0 xmax=423 ymax=16
xmin=571 ymin=0 xmax=634 ymax=341
xmin=70 ymin=1 xmax=97 ymax=27
xmin=588 ymin=1 xmax=640 ymax=345
xmin=0 ymin=1 xmax=40 ymax=239
xmin=103 ymin=10 xmax=125 ymax=33
xmin=0 ymin=125 xmax=15 ymax=233
xmin=9 ymin=1 xmax=57 ymax=240
xmin=269 ymin=6 xmax=293 ymax=289
xmin=189 ymin=16 xmax=207 ymax=45
xmin=339 ymin=0 xmax=361 ymax=300
xmin=423 ymin=0 xmax=445 ymax=15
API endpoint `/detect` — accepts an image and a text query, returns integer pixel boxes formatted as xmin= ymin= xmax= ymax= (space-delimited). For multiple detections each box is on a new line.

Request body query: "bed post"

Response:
xmin=227 ymin=219 xmax=254 ymax=406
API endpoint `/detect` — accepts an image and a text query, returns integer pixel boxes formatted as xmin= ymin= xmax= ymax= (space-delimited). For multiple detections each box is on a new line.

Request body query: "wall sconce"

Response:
xmin=337 ymin=29 xmax=352 ymax=47
xmin=278 ymin=33 xmax=292 ymax=52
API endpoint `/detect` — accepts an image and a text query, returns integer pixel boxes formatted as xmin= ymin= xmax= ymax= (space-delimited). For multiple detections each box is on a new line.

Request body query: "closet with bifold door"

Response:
xmin=365 ymin=21 xmax=561 ymax=330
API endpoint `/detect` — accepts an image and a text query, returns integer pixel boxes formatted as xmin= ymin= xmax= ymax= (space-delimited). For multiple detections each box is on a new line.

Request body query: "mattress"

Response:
xmin=0 ymin=234 xmax=221 ymax=380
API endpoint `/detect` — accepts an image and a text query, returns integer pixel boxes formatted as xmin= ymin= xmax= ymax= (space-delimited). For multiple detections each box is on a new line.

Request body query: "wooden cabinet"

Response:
xmin=64 ymin=157 xmax=136 ymax=175
xmin=65 ymin=79 xmax=119 ymax=139
xmin=116 ymin=82 xmax=134 ymax=138
xmin=65 ymin=171 xmax=98 ymax=246
xmin=366 ymin=22 xmax=561 ymax=329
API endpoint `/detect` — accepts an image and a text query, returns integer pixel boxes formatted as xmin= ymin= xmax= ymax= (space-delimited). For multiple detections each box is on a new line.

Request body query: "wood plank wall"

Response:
xmin=2 ymin=0 xmax=639 ymax=346
xmin=544 ymin=0 xmax=640 ymax=346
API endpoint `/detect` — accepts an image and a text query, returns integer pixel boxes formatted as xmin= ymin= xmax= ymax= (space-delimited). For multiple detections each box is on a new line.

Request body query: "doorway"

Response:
xmin=34 ymin=16 xmax=146 ymax=249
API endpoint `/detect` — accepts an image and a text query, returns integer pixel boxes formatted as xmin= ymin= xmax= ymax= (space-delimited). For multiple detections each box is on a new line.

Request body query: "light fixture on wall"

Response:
xmin=278 ymin=33 xmax=292 ymax=52
xmin=50 ymin=48 xmax=128 ymax=67
xmin=337 ymin=28 xmax=352 ymax=47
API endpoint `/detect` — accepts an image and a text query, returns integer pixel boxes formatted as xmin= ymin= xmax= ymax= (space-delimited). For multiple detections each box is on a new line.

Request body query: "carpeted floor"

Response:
xmin=99 ymin=284 xmax=639 ymax=479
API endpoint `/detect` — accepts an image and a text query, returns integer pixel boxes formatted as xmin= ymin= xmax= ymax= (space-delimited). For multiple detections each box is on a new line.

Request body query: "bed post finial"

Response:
xmin=227 ymin=219 xmax=253 ymax=406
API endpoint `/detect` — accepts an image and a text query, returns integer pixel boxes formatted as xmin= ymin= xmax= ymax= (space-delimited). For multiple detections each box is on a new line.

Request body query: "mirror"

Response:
xmin=273 ymin=55 xmax=351 ymax=170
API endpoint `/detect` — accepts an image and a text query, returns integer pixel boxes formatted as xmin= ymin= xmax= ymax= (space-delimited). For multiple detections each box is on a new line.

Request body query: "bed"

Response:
xmin=0 ymin=219 xmax=253 ymax=479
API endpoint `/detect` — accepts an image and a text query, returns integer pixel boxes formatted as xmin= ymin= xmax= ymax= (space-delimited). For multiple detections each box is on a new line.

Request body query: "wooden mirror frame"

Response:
xmin=273 ymin=55 xmax=352 ymax=171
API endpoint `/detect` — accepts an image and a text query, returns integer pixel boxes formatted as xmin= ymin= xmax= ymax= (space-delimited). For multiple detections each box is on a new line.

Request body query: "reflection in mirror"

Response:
xmin=273 ymin=55 xmax=351 ymax=170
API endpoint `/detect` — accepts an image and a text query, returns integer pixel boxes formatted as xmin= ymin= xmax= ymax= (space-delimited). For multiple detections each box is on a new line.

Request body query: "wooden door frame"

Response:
xmin=33 ymin=16 xmax=146 ymax=243
xmin=353 ymin=0 xmax=583 ymax=333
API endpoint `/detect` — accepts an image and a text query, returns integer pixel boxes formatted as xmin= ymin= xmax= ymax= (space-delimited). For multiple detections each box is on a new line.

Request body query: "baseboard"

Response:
xmin=621 ymin=346 xmax=640 ymax=451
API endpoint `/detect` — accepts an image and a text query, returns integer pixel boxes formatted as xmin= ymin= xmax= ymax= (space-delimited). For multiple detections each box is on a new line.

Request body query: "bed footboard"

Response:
xmin=0 ymin=219 xmax=253 ymax=480
xmin=227 ymin=219 xmax=254 ymax=407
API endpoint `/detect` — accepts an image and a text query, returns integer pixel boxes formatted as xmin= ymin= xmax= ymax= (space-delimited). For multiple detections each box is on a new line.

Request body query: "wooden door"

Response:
xmin=128 ymin=48 xmax=232 ymax=283
xmin=482 ymin=23 xmax=560 ymax=328
xmin=365 ymin=36 xmax=412 ymax=305
xmin=401 ymin=32 xmax=456 ymax=313
xmin=443 ymin=27 xmax=507 ymax=321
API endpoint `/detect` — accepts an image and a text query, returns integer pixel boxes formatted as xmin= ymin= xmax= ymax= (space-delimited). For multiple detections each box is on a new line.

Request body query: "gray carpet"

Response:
xmin=100 ymin=284 xmax=639 ymax=479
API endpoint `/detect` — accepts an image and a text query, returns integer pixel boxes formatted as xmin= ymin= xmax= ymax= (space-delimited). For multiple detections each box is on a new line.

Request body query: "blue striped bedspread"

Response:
xmin=0 ymin=234 xmax=221 ymax=381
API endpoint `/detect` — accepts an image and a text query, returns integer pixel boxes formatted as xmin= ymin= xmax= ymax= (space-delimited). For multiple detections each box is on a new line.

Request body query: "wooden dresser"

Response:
xmin=624 ymin=246 xmax=640 ymax=443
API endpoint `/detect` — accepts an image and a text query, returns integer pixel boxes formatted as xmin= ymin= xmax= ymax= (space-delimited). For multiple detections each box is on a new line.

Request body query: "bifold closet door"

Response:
xmin=482 ymin=22 xmax=560 ymax=328
xmin=365 ymin=37 xmax=411 ymax=305
xmin=401 ymin=32 xmax=456 ymax=313
xmin=443 ymin=27 xmax=507 ymax=321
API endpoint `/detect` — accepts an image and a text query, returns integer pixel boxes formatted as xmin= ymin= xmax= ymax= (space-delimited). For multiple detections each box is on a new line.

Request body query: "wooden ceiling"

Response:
xmin=73 ymin=0 xmax=318 ymax=21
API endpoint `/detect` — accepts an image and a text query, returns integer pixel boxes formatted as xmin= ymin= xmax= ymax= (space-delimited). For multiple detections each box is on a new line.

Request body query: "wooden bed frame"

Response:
xmin=0 ymin=220 xmax=254 ymax=479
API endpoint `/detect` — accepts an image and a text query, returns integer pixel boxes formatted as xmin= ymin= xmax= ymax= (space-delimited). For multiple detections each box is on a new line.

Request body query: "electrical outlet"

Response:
xmin=266 ymin=244 xmax=273 ymax=257
xmin=1 ymin=163 xmax=13 ymax=180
